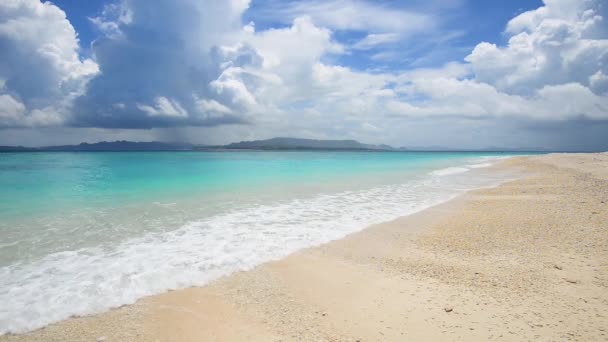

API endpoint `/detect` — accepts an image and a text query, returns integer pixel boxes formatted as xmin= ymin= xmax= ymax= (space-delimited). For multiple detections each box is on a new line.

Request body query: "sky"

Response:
xmin=0 ymin=0 xmax=607 ymax=150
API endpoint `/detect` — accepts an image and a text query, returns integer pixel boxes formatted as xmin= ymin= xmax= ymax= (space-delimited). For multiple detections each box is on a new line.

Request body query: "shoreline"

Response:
xmin=3 ymin=153 xmax=608 ymax=341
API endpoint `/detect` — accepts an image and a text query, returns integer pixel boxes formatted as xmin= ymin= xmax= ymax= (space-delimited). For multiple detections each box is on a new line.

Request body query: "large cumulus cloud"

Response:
xmin=72 ymin=0 xmax=254 ymax=128
xmin=466 ymin=0 xmax=608 ymax=96
xmin=381 ymin=0 xmax=608 ymax=122
xmin=0 ymin=0 xmax=98 ymax=127
xmin=72 ymin=0 xmax=354 ymax=129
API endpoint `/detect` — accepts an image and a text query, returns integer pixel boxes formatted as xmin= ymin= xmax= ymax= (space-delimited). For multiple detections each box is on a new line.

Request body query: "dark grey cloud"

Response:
xmin=70 ymin=0 xmax=253 ymax=128
xmin=519 ymin=118 xmax=608 ymax=152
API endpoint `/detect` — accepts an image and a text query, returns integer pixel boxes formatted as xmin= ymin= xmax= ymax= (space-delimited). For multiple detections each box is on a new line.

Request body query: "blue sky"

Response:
xmin=0 ymin=0 xmax=606 ymax=150
xmin=55 ymin=0 xmax=544 ymax=70
xmin=244 ymin=0 xmax=544 ymax=70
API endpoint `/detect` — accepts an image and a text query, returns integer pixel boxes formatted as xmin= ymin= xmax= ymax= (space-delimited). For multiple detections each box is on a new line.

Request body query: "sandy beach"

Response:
xmin=3 ymin=153 xmax=607 ymax=341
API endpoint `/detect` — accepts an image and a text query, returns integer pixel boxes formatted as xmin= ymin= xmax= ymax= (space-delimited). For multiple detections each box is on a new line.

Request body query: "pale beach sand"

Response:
xmin=3 ymin=153 xmax=607 ymax=341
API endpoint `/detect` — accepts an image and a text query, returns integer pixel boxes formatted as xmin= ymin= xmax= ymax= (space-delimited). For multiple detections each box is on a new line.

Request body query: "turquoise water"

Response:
xmin=0 ymin=151 xmax=519 ymax=217
xmin=0 ymin=151 xmax=530 ymax=334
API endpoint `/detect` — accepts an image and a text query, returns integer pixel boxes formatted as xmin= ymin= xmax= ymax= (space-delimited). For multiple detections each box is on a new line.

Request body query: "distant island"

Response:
xmin=206 ymin=137 xmax=406 ymax=151
xmin=0 ymin=137 xmax=554 ymax=152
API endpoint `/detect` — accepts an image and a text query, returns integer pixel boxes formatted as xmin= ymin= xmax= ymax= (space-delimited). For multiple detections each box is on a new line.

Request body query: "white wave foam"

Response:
xmin=432 ymin=156 xmax=508 ymax=176
xmin=0 ymin=166 xmax=514 ymax=334
xmin=430 ymin=166 xmax=470 ymax=176
xmin=466 ymin=162 xmax=493 ymax=169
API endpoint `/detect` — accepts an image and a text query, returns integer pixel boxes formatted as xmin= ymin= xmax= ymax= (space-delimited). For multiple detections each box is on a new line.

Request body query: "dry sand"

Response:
xmin=3 ymin=153 xmax=608 ymax=341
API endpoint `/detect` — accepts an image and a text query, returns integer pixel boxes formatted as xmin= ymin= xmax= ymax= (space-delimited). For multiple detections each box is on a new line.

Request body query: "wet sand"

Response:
xmin=3 ymin=153 xmax=608 ymax=341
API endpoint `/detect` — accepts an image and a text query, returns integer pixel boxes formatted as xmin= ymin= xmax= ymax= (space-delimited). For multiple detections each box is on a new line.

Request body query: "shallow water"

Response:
xmin=0 ymin=151 xmax=533 ymax=333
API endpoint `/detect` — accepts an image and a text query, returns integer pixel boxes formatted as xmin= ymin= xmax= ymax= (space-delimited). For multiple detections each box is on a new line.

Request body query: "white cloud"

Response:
xmin=397 ymin=62 xmax=471 ymax=81
xmin=369 ymin=51 xmax=399 ymax=61
xmin=0 ymin=94 xmax=26 ymax=123
xmin=353 ymin=33 xmax=401 ymax=50
xmin=209 ymin=68 xmax=260 ymax=111
xmin=387 ymin=77 xmax=608 ymax=120
xmin=252 ymin=0 xmax=434 ymax=34
xmin=0 ymin=94 xmax=65 ymax=127
xmin=206 ymin=15 xmax=345 ymax=119
xmin=589 ymin=70 xmax=608 ymax=94
xmin=466 ymin=0 xmax=608 ymax=95
xmin=137 ymin=97 xmax=188 ymax=118
xmin=0 ymin=0 xmax=99 ymax=127
xmin=534 ymin=82 xmax=608 ymax=120
xmin=245 ymin=16 xmax=344 ymax=71
xmin=361 ymin=122 xmax=380 ymax=132
xmin=195 ymin=98 xmax=233 ymax=115
xmin=88 ymin=2 xmax=133 ymax=39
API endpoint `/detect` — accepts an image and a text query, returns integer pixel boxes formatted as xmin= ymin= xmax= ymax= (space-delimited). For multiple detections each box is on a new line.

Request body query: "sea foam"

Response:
xmin=430 ymin=166 xmax=470 ymax=176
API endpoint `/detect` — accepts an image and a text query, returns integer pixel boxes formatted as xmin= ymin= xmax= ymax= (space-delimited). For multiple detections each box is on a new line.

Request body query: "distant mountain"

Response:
xmin=0 ymin=146 xmax=33 ymax=152
xmin=217 ymin=137 xmax=403 ymax=151
xmin=0 ymin=138 xmax=555 ymax=153
xmin=0 ymin=141 xmax=193 ymax=152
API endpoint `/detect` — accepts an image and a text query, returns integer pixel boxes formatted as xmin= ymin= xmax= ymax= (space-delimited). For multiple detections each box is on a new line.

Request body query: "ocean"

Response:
xmin=0 ymin=151 xmax=530 ymax=333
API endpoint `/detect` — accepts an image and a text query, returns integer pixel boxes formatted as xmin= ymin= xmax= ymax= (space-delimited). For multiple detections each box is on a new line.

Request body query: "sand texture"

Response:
xmin=3 ymin=153 xmax=607 ymax=341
